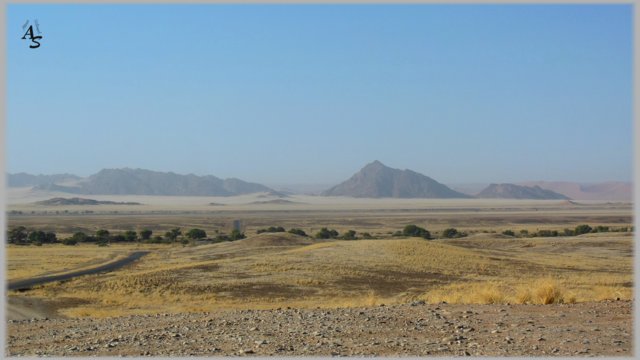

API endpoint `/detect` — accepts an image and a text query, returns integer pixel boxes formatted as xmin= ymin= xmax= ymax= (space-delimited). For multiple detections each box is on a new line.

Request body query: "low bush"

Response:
xmin=288 ymin=228 xmax=307 ymax=237
xmin=315 ymin=228 xmax=339 ymax=239
xmin=402 ymin=225 xmax=431 ymax=239
xmin=341 ymin=230 xmax=357 ymax=240
xmin=441 ymin=228 xmax=458 ymax=238
xmin=230 ymin=229 xmax=246 ymax=241
xmin=257 ymin=226 xmax=285 ymax=234
xmin=574 ymin=224 xmax=592 ymax=235
xmin=62 ymin=238 xmax=78 ymax=246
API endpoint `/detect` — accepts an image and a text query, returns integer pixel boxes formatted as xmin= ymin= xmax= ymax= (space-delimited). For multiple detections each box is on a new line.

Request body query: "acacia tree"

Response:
xmin=442 ymin=228 xmax=459 ymax=238
xmin=341 ymin=230 xmax=357 ymax=240
xmin=186 ymin=228 xmax=207 ymax=240
xmin=165 ymin=228 xmax=182 ymax=241
xmin=315 ymin=228 xmax=339 ymax=239
xmin=402 ymin=225 xmax=431 ymax=239
xmin=124 ymin=230 xmax=138 ymax=242
xmin=28 ymin=230 xmax=46 ymax=244
xmin=72 ymin=231 xmax=91 ymax=243
xmin=230 ymin=229 xmax=245 ymax=241
xmin=7 ymin=226 xmax=28 ymax=244
xmin=574 ymin=224 xmax=593 ymax=235
xmin=44 ymin=232 xmax=57 ymax=243
xmin=140 ymin=229 xmax=153 ymax=240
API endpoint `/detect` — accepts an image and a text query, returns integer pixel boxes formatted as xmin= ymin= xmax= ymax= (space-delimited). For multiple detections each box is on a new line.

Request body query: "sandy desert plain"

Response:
xmin=4 ymin=190 xmax=635 ymax=356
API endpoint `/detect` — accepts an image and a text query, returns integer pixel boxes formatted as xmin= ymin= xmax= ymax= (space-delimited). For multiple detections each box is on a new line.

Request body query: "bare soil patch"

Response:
xmin=6 ymin=301 xmax=632 ymax=356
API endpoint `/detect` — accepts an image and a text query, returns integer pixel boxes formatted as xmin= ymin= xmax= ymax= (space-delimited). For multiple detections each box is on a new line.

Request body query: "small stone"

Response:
xmin=442 ymin=336 xmax=456 ymax=343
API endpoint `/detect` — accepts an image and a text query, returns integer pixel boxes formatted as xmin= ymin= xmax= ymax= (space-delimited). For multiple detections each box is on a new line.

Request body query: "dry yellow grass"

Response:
xmin=6 ymin=244 xmax=160 ymax=281
xmin=9 ymin=230 xmax=632 ymax=318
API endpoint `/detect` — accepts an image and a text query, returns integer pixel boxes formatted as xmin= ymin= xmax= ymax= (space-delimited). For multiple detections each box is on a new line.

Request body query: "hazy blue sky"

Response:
xmin=7 ymin=4 xmax=632 ymax=185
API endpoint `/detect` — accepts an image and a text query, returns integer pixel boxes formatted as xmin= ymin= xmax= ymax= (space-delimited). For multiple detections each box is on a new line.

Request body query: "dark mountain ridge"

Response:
xmin=36 ymin=197 xmax=141 ymax=206
xmin=11 ymin=168 xmax=274 ymax=196
xmin=322 ymin=161 xmax=471 ymax=198
xmin=476 ymin=183 xmax=570 ymax=200
xmin=8 ymin=173 xmax=81 ymax=187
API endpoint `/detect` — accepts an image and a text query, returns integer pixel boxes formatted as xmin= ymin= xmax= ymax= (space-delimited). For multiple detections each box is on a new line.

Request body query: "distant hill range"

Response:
xmin=518 ymin=181 xmax=632 ymax=202
xmin=36 ymin=197 xmax=141 ymax=206
xmin=322 ymin=161 xmax=471 ymax=198
xmin=8 ymin=167 xmax=632 ymax=201
xmin=9 ymin=168 xmax=274 ymax=196
xmin=8 ymin=173 xmax=81 ymax=187
xmin=476 ymin=183 xmax=570 ymax=200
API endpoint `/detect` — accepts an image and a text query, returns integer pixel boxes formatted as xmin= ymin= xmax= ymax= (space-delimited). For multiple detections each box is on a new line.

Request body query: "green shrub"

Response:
xmin=124 ymin=230 xmax=138 ymax=242
xmin=230 ymin=229 xmax=246 ymax=241
xmin=165 ymin=228 xmax=181 ymax=241
xmin=502 ymin=230 xmax=515 ymax=236
xmin=537 ymin=229 xmax=558 ymax=237
xmin=214 ymin=234 xmax=230 ymax=242
xmin=71 ymin=232 xmax=90 ymax=243
xmin=315 ymin=228 xmax=339 ymax=239
xmin=62 ymin=238 xmax=78 ymax=246
xmin=257 ymin=226 xmax=285 ymax=234
xmin=186 ymin=228 xmax=207 ymax=240
xmin=139 ymin=229 xmax=153 ymax=240
xmin=341 ymin=230 xmax=357 ymax=240
xmin=574 ymin=224 xmax=592 ymax=235
xmin=402 ymin=225 xmax=431 ymax=239
xmin=593 ymin=225 xmax=610 ymax=233
xmin=442 ymin=228 xmax=459 ymax=238
xmin=288 ymin=228 xmax=307 ymax=237
xmin=145 ymin=236 xmax=163 ymax=244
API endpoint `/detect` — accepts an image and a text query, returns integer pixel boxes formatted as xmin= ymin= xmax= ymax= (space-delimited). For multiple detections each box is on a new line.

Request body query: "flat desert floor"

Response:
xmin=4 ymin=194 xmax=635 ymax=356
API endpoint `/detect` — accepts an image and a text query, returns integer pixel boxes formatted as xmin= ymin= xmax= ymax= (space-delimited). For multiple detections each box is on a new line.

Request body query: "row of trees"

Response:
xmin=502 ymin=224 xmax=633 ymax=238
xmin=312 ymin=228 xmax=373 ymax=240
xmin=9 ymin=223 xmax=631 ymax=246
xmin=6 ymin=227 xmax=246 ymax=246
xmin=7 ymin=227 xmax=57 ymax=245
xmin=256 ymin=226 xmax=308 ymax=237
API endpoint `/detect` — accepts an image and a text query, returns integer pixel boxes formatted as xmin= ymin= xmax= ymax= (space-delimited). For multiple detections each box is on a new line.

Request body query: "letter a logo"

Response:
xmin=22 ymin=25 xmax=43 ymax=49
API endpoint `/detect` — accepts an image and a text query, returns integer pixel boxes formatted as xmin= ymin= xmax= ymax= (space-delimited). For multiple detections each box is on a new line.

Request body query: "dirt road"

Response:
xmin=6 ymin=251 xmax=150 ymax=321
xmin=7 ymin=251 xmax=149 ymax=291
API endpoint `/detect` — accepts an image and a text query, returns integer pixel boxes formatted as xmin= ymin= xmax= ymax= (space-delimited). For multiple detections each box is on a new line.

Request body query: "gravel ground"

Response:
xmin=6 ymin=300 xmax=633 ymax=357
